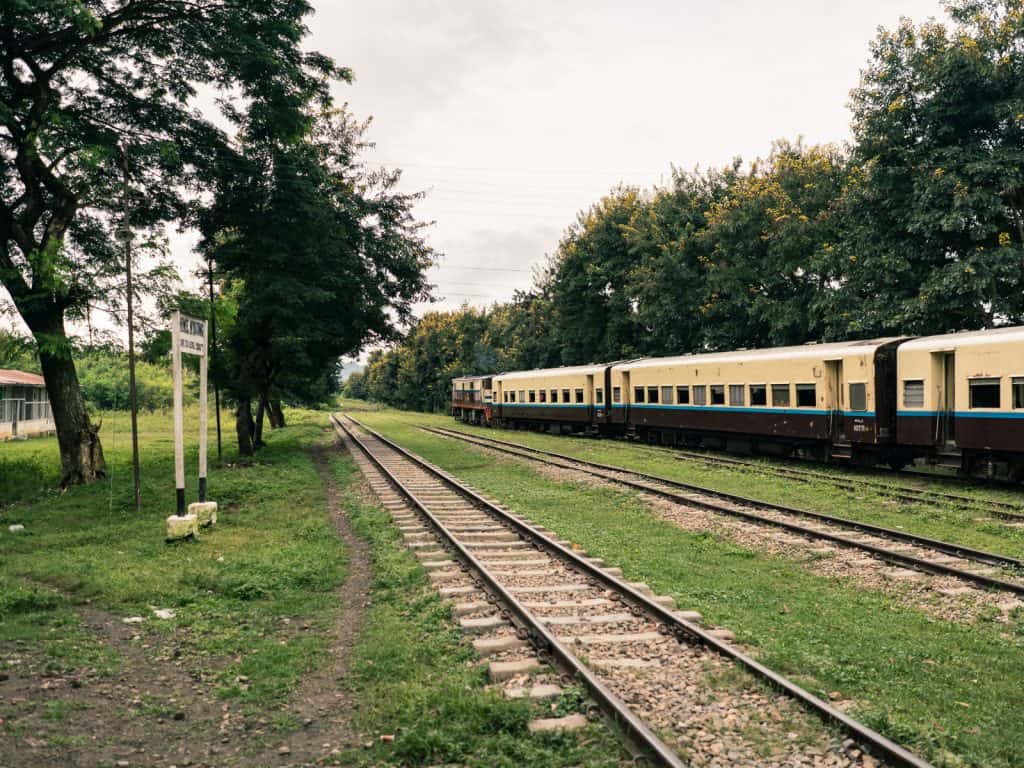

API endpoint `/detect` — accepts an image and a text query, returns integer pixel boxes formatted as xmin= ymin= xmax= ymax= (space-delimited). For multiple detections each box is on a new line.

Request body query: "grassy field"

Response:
xmin=0 ymin=406 xmax=630 ymax=766
xmin=352 ymin=403 xmax=1024 ymax=768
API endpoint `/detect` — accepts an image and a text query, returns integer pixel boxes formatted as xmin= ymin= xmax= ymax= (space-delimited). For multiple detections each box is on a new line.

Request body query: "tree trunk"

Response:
xmin=235 ymin=397 xmax=254 ymax=456
xmin=270 ymin=399 xmax=286 ymax=428
xmin=27 ymin=310 xmax=106 ymax=486
xmin=254 ymin=394 xmax=267 ymax=448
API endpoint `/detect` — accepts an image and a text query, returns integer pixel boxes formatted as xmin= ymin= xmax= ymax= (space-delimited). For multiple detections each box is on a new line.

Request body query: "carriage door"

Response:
xmin=585 ymin=374 xmax=595 ymax=422
xmin=824 ymin=359 xmax=844 ymax=439
xmin=941 ymin=352 xmax=956 ymax=444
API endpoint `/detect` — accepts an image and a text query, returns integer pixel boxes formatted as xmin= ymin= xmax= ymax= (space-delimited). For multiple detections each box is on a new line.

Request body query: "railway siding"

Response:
xmin=334 ymin=414 xmax=932 ymax=768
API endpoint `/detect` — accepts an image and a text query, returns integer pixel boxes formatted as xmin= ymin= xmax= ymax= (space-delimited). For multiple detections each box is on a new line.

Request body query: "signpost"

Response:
xmin=171 ymin=310 xmax=209 ymax=515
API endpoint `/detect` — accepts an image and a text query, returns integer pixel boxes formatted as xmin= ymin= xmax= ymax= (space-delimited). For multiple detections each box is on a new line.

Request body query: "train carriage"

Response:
xmin=451 ymin=375 xmax=493 ymax=425
xmin=896 ymin=327 xmax=1024 ymax=477
xmin=610 ymin=338 xmax=905 ymax=463
xmin=493 ymin=364 xmax=614 ymax=431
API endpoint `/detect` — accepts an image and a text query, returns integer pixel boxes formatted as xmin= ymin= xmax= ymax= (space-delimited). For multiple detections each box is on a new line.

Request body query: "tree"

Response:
xmin=202 ymin=107 xmax=431 ymax=454
xmin=832 ymin=0 xmax=1024 ymax=337
xmin=1 ymin=1 xmax=337 ymax=484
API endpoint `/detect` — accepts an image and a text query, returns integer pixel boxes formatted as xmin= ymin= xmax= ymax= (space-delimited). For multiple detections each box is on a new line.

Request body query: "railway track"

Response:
xmin=665 ymin=446 xmax=1024 ymax=522
xmin=333 ymin=413 xmax=932 ymax=768
xmin=425 ymin=426 xmax=1024 ymax=596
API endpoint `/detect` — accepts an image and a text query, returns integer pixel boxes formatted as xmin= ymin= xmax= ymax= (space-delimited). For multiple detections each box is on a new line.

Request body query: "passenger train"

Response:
xmin=451 ymin=327 xmax=1024 ymax=480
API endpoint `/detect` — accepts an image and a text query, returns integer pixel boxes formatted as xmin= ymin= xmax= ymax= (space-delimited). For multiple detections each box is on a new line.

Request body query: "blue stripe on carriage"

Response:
xmin=501 ymin=403 xmax=591 ymax=408
xmin=898 ymin=410 xmax=1024 ymax=420
xmin=610 ymin=404 xmax=872 ymax=417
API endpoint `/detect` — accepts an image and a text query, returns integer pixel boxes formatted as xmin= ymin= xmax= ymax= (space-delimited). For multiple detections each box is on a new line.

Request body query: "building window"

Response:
xmin=676 ymin=386 xmax=690 ymax=405
xmin=574 ymin=388 xmax=584 ymax=403
xmin=728 ymin=384 xmax=745 ymax=406
xmin=550 ymin=389 xmax=558 ymax=403
xmin=647 ymin=386 xmax=660 ymax=404
xmin=771 ymin=384 xmax=790 ymax=407
xmin=710 ymin=385 xmax=725 ymax=405
xmin=562 ymin=388 xmax=570 ymax=403
xmin=538 ymin=389 xmax=546 ymax=403
xmin=693 ymin=385 xmax=707 ymax=406
xmin=849 ymin=383 xmax=867 ymax=412
xmin=796 ymin=384 xmax=816 ymax=407
xmin=1014 ymin=377 xmax=1024 ymax=409
xmin=529 ymin=390 xmax=536 ymax=403
xmin=595 ymin=388 xmax=604 ymax=404
xmin=660 ymin=386 xmax=674 ymax=405
xmin=612 ymin=386 xmax=621 ymax=403
xmin=634 ymin=386 xmax=645 ymax=403
xmin=969 ymin=378 xmax=1000 ymax=409
xmin=902 ymin=380 xmax=924 ymax=408
xmin=749 ymin=384 xmax=767 ymax=406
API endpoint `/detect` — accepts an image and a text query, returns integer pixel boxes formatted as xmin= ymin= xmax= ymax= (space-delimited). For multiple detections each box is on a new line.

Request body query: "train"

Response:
xmin=451 ymin=327 xmax=1024 ymax=480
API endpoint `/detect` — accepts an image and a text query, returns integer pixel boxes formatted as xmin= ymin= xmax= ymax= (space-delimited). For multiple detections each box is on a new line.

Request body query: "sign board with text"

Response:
xmin=171 ymin=311 xmax=210 ymax=513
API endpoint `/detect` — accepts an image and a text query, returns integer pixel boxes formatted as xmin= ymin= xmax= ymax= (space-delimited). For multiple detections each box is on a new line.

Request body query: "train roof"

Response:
xmin=898 ymin=325 xmax=1024 ymax=352
xmin=616 ymin=337 xmax=906 ymax=370
xmin=496 ymin=363 xmax=610 ymax=380
xmin=452 ymin=374 xmax=491 ymax=382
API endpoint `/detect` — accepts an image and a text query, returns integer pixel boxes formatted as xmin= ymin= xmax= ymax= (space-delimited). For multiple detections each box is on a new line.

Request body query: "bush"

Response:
xmin=76 ymin=351 xmax=183 ymax=411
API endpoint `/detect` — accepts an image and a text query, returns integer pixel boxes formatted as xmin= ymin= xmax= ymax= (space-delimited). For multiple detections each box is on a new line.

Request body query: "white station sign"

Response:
xmin=177 ymin=314 xmax=207 ymax=357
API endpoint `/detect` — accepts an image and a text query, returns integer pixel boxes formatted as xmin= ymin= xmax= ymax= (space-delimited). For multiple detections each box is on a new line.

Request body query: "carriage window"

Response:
xmin=660 ymin=386 xmax=674 ymax=405
xmin=710 ymin=385 xmax=725 ymax=405
xmin=693 ymin=385 xmax=707 ymax=406
xmin=849 ymin=383 xmax=867 ymax=412
xmin=595 ymin=388 xmax=604 ymax=404
xmin=647 ymin=386 xmax=660 ymax=404
xmin=902 ymin=380 xmax=924 ymax=408
xmin=676 ymin=386 xmax=690 ymax=404
xmin=528 ymin=390 xmax=536 ymax=403
xmin=562 ymin=388 xmax=570 ymax=402
xmin=510 ymin=391 xmax=516 ymax=403
xmin=1014 ymin=378 xmax=1024 ymax=409
xmin=575 ymin=388 xmax=584 ymax=403
xmin=728 ymin=385 xmax=745 ymax=406
xmin=796 ymin=384 xmax=816 ymax=407
xmin=503 ymin=392 xmax=509 ymax=403
xmin=538 ymin=390 xmax=546 ymax=403
xmin=634 ymin=386 xmax=645 ymax=403
xmin=613 ymin=386 xmax=622 ymax=403
xmin=771 ymin=384 xmax=790 ymax=407
xmin=550 ymin=389 xmax=558 ymax=403
xmin=969 ymin=378 xmax=1000 ymax=409
xmin=749 ymin=384 xmax=767 ymax=406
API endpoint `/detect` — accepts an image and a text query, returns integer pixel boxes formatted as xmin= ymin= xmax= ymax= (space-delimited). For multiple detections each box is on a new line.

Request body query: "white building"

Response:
xmin=0 ymin=369 xmax=55 ymax=440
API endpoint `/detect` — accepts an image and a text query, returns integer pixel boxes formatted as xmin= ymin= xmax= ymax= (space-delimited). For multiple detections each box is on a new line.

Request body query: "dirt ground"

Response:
xmin=0 ymin=446 xmax=370 ymax=768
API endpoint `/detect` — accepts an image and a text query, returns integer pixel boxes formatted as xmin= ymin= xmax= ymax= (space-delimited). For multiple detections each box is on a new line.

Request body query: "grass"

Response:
xmin=0 ymin=407 xmax=348 ymax=713
xmin=353 ymin=404 xmax=1024 ymax=768
xmin=323 ymin=451 xmax=627 ymax=768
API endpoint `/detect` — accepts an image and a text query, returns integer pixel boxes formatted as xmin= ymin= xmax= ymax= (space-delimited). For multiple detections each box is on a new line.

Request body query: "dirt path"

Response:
xmin=0 ymin=444 xmax=372 ymax=768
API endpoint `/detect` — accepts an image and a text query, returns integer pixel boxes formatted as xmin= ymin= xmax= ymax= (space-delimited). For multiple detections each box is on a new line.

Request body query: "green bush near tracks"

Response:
xmin=354 ymin=405 xmax=1024 ymax=768
xmin=324 ymin=451 xmax=626 ymax=768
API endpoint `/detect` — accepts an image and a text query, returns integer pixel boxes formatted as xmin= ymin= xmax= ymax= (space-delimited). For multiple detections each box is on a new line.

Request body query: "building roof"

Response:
xmin=0 ymin=369 xmax=46 ymax=387
xmin=616 ymin=337 xmax=907 ymax=371
xmin=898 ymin=325 xmax=1024 ymax=353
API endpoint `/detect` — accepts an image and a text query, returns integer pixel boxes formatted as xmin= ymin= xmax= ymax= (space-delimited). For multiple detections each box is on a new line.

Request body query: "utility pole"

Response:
xmin=208 ymin=257 xmax=222 ymax=463
xmin=119 ymin=144 xmax=142 ymax=511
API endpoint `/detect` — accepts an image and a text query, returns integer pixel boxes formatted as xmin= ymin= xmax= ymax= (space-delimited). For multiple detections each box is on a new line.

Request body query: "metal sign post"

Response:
xmin=170 ymin=310 xmax=208 ymax=515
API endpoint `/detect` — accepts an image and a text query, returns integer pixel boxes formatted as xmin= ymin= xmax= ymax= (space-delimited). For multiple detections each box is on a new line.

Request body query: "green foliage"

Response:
xmin=75 ymin=348 xmax=179 ymax=411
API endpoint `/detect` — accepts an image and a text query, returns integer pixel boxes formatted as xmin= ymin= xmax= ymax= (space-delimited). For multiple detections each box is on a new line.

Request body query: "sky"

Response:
xmin=2 ymin=0 xmax=947 ymax=348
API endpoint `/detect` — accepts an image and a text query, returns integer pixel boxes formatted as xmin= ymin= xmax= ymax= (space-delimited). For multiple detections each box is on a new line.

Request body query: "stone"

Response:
xmin=188 ymin=502 xmax=218 ymax=527
xmin=165 ymin=514 xmax=199 ymax=542
xmin=8 ymin=524 xmax=25 ymax=534
xmin=152 ymin=608 xmax=176 ymax=620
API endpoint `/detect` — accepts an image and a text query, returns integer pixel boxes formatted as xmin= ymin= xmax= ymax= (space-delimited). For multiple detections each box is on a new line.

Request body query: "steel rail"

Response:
xmin=665 ymin=447 xmax=1024 ymax=522
xmin=343 ymin=414 xmax=934 ymax=768
xmin=426 ymin=427 xmax=1024 ymax=594
xmin=331 ymin=415 xmax=686 ymax=768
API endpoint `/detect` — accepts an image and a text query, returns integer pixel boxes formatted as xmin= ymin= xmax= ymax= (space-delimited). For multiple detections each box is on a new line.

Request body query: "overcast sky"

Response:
xmin=3 ymin=0 xmax=947 ymax=346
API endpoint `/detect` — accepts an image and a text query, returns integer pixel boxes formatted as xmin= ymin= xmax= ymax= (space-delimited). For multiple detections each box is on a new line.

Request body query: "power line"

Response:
xmin=367 ymin=159 xmax=665 ymax=177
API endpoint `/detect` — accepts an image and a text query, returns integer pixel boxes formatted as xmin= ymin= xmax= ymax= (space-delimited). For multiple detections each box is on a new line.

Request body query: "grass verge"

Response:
xmin=354 ymin=405 xmax=1024 ymax=768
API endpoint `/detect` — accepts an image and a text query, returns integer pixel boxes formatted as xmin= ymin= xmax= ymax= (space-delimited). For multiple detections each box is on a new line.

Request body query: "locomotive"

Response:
xmin=451 ymin=327 xmax=1024 ymax=479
